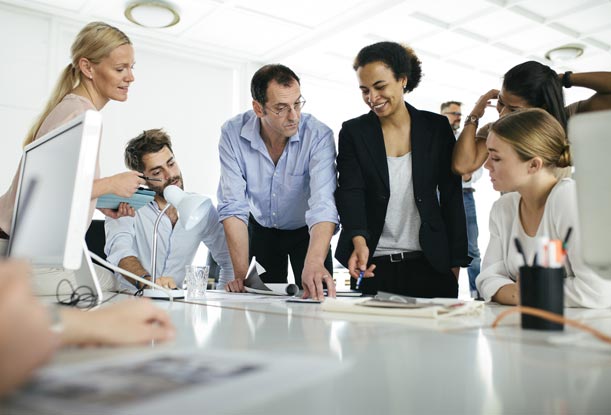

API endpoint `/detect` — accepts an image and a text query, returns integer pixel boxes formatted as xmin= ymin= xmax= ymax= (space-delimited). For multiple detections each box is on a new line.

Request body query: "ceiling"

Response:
xmin=3 ymin=0 xmax=611 ymax=111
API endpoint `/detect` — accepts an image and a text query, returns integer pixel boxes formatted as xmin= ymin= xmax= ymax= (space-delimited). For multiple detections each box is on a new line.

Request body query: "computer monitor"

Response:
xmin=569 ymin=109 xmax=611 ymax=278
xmin=8 ymin=110 xmax=104 ymax=298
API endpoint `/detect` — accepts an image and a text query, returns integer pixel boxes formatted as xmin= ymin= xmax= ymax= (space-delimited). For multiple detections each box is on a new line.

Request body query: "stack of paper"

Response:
xmin=321 ymin=296 xmax=484 ymax=319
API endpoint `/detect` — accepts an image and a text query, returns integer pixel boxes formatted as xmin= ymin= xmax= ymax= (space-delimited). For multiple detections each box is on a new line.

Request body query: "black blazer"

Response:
xmin=334 ymin=102 xmax=470 ymax=273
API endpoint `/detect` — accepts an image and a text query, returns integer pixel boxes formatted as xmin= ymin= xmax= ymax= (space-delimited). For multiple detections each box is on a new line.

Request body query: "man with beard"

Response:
xmin=104 ymin=129 xmax=233 ymax=290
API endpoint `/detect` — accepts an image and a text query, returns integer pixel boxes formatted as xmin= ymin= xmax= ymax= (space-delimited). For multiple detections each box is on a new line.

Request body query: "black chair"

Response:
xmin=85 ymin=219 xmax=112 ymax=271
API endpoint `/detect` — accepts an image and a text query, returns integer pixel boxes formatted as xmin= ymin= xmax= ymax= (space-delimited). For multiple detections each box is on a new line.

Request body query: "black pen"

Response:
xmin=139 ymin=175 xmax=162 ymax=182
xmin=514 ymin=237 xmax=529 ymax=266
xmin=562 ymin=227 xmax=573 ymax=250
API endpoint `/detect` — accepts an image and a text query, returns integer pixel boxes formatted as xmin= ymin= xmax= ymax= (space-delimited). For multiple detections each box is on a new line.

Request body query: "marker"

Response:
xmin=139 ymin=175 xmax=162 ymax=182
xmin=356 ymin=270 xmax=364 ymax=290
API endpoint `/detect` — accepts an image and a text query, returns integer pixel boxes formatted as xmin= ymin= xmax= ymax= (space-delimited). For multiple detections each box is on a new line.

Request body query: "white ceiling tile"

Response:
xmin=184 ymin=8 xmax=307 ymax=57
xmin=452 ymin=44 xmax=524 ymax=76
xmin=462 ymin=8 xmax=533 ymax=39
xmin=552 ymin=3 xmax=611 ymax=35
xmin=318 ymin=32 xmax=382 ymax=60
xmin=362 ymin=14 xmax=442 ymax=44
xmin=516 ymin=0 xmax=605 ymax=20
xmin=499 ymin=24 xmax=576 ymax=55
xmin=16 ymin=0 xmax=88 ymax=12
xmin=406 ymin=0 xmax=495 ymax=24
xmin=410 ymin=30 xmax=483 ymax=58
xmin=234 ymin=0 xmax=367 ymax=28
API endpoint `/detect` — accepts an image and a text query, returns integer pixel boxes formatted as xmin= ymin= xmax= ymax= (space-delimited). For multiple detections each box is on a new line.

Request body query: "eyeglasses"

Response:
xmin=443 ymin=111 xmax=462 ymax=116
xmin=265 ymin=98 xmax=306 ymax=117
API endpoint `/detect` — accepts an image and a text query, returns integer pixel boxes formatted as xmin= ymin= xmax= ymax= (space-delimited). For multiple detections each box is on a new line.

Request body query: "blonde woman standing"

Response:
xmin=0 ymin=22 xmax=145 ymax=293
xmin=0 ymin=21 xmax=145 ymax=237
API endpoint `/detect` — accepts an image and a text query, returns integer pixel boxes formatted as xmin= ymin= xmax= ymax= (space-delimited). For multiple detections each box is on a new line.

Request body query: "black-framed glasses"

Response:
xmin=265 ymin=98 xmax=306 ymax=117
xmin=443 ymin=111 xmax=462 ymax=116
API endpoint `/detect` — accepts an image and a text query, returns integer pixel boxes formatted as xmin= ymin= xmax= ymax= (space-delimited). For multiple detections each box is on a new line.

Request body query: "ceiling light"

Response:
xmin=125 ymin=1 xmax=180 ymax=28
xmin=545 ymin=45 xmax=584 ymax=63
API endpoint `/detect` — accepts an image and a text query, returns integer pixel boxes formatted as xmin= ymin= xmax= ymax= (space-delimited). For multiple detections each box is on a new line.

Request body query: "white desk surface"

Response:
xmin=10 ymin=292 xmax=611 ymax=414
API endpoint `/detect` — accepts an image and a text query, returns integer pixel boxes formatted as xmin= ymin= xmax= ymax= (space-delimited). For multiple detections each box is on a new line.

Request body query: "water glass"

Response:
xmin=185 ymin=265 xmax=209 ymax=300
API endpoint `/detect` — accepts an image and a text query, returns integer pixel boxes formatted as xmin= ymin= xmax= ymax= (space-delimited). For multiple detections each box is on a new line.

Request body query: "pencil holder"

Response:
xmin=519 ymin=266 xmax=564 ymax=331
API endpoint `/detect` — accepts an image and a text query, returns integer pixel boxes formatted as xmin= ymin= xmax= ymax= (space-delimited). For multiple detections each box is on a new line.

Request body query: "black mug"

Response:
xmin=519 ymin=266 xmax=564 ymax=331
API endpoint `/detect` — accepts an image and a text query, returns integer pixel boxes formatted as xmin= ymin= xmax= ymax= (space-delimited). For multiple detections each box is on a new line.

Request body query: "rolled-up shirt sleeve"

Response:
xmin=305 ymin=127 xmax=339 ymax=230
xmin=104 ymin=215 xmax=138 ymax=269
xmin=200 ymin=204 xmax=234 ymax=290
xmin=217 ymin=125 xmax=250 ymax=226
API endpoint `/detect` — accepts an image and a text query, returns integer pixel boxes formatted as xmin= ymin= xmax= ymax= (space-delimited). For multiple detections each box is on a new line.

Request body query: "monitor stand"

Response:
xmin=73 ymin=240 xmax=104 ymax=306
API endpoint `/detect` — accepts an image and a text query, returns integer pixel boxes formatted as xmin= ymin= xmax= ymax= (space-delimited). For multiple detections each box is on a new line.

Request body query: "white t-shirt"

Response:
xmin=477 ymin=178 xmax=611 ymax=308
xmin=374 ymin=152 xmax=421 ymax=256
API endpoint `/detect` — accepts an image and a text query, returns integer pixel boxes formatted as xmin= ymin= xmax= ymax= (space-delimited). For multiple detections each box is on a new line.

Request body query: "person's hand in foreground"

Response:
xmin=60 ymin=298 xmax=175 ymax=346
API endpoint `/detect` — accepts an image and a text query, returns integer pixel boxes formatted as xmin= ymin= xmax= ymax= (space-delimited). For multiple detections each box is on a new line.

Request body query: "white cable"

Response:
xmin=88 ymin=251 xmax=174 ymax=302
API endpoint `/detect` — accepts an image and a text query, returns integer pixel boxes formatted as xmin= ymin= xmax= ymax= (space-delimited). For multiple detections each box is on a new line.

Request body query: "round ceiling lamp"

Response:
xmin=545 ymin=44 xmax=584 ymax=63
xmin=125 ymin=1 xmax=180 ymax=28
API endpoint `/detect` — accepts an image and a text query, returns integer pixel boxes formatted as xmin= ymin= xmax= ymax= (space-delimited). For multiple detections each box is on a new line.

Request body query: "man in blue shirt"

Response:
xmin=218 ymin=64 xmax=338 ymax=300
xmin=105 ymin=129 xmax=234 ymax=290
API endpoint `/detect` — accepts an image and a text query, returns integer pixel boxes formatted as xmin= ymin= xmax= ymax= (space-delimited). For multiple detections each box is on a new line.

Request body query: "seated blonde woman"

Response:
xmin=476 ymin=108 xmax=611 ymax=308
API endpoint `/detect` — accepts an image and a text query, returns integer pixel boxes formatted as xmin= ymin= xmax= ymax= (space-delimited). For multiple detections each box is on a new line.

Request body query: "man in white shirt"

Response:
xmin=105 ymin=129 xmax=233 ymax=290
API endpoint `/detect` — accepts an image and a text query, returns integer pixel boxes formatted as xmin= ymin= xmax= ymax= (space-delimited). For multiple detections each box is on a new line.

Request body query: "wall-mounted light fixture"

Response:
xmin=125 ymin=1 xmax=180 ymax=28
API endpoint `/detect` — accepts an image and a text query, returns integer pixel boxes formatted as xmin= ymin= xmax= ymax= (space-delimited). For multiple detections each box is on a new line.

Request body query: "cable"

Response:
xmin=87 ymin=251 xmax=174 ymax=302
xmin=56 ymin=279 xmax=97 ymax=309
xmin=492 ymin=306 xmax=611 ymax=344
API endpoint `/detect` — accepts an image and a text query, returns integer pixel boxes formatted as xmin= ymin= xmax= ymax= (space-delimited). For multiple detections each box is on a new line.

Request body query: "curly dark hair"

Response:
xmin=124 ymin=128 xmax=173 ymax=172
xmin=353 ymin=41 xmax=423 ymax=92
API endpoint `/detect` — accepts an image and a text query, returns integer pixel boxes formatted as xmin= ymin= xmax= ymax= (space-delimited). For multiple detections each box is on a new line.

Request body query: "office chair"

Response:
xmin=85 ymin=219 xmax=112 ymax=272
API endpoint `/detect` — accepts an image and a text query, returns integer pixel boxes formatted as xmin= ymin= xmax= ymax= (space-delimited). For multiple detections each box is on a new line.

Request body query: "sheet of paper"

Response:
xmin=243 ymin=258 xmax=299 ymax=296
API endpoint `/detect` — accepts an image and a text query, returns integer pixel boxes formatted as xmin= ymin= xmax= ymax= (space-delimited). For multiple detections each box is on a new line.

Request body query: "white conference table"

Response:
xmin=9 ymin=291 xmax=611 ymax=414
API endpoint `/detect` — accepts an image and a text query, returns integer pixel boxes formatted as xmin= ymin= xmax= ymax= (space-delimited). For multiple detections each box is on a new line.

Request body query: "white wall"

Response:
xmin=0 ymin=5 xmax=240 ymax=204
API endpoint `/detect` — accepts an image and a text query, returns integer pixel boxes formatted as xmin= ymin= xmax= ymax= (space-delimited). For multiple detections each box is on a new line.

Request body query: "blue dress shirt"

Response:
xmin=104 ymin=198 xmax=234 ymax=289
xmin=217 ymin=110 xmax=339 ymax=230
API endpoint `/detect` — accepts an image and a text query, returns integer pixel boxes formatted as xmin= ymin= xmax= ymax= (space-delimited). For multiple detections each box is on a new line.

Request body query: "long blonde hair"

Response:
xmin=23 ymin=21 xmax=131 ymax=146
xmin=490 ymin=108 xmax=572 ymax=169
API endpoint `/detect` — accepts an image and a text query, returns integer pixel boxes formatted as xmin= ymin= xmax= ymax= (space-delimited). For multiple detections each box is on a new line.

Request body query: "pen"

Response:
xmin=356 ymin=270 xmax=364 ymax=290
xmin=562 ymin=227 xmax=573 ymax=250
xmin=139 ymin=175 xmax=162 ymax=182
xmin=514 ymin=238 xmax=528 ymax=266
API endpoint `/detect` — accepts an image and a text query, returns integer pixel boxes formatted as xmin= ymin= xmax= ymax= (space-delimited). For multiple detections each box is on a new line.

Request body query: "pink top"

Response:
xmin=0 ymin=94 xmax=100 ymax=234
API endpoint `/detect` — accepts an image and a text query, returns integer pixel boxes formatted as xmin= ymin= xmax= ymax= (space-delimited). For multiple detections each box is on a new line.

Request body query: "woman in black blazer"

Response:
xmin=335 ymin=41 xmax=470 ymax=298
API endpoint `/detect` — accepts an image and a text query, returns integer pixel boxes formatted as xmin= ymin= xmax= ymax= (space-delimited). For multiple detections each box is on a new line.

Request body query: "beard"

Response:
xmin=148 ymin=174 xmax=184 ymax=197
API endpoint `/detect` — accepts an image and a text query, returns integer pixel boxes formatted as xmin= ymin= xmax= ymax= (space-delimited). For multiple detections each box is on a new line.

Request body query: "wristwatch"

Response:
xmin=464 ymin=114 xmax=479 ymax=127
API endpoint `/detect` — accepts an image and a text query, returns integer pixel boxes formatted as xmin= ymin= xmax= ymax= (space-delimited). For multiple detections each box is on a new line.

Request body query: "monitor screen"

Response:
xmin=8 ymin=110 xmax=102 ymax=270
xmin=569 ymin=109 xmax=611 ymax=278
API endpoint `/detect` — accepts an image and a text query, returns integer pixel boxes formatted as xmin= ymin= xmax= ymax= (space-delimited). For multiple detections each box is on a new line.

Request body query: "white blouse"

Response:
xmin=477 ymin=179 xmax=611 ymax=308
